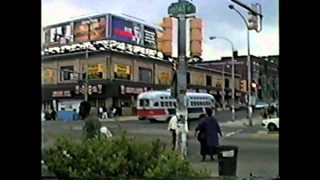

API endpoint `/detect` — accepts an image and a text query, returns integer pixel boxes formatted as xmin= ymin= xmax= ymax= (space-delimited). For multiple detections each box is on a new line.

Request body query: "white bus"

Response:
xmin=137 ymin=90 xmax=216 ymax=123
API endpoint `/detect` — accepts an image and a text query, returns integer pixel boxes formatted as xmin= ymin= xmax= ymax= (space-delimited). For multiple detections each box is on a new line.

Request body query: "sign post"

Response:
xmin=168 ymin=0 xmax=197 ymax=158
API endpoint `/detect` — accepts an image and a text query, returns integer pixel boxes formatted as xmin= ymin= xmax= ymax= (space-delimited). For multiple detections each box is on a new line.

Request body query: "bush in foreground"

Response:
xmin=42 ymin=132 xmax=211 ymax=178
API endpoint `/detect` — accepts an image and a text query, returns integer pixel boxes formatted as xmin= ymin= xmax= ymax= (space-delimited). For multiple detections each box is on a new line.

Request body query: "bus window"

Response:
xmin=165 ymin=102 xmax=169 ymax=106
xmin=169 ymin=102 xmax=172 ymax=106
xmin=139 ymin=99 xmax=144 ymax=106
xmin=154 ymin=102 xmax=159 ymax=107
xmin=174 ymin=102 xmax=177 ymax=107
xmin=160 ymin=96 xmax=164 ymax=99
xmin=161 ymin=102 xmax=164 ymax=107
xmin=197 ymin=102 xmax=200 ymax=106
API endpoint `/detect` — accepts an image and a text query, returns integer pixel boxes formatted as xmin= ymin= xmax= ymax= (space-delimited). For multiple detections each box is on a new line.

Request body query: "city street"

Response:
xmin=42 ymin=111 xmax=278 ymax=178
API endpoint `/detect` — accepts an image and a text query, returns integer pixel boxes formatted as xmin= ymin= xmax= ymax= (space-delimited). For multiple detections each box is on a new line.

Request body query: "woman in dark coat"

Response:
xmin=195 ymin=108 xmax=223 ymax=162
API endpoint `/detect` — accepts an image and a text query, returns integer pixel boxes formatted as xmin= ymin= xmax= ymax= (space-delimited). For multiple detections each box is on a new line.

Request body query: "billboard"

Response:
xmin=43 ymin=23 xmax=73 ymax=47
xmin=111 ymin=15 xmax=158 ymax=49
xmin=73 ymin=15 xmax=108 ymax=43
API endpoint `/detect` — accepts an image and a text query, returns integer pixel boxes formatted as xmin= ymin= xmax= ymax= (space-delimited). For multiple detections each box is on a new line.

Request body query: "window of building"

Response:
xmin=206 ymin=75 xmax=212 ymax=86
xmin=187 ymin=72 xmax=191 ymax=84
xmin=225 ymin=79 xmax=230 ymax=88
xmin=139 ymin=67 xmax=152 ymax=83
xmin=60 ymin=66 xmax=74 ymax=81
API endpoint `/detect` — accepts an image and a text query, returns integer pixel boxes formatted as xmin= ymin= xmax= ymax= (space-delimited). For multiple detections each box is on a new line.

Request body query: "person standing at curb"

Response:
xmin=168 ymin=113 xmax=179 ymax=151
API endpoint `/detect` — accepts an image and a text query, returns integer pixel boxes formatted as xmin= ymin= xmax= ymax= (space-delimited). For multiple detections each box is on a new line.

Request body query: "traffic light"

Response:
xmin=233 ymin=50 xmax=238 ymax=59
xmin=88 ymin=85 xmax=92 ymax=95
xmin=240 ymin=80 xmax=247 ymax=92
xmin=248 ymin=4 xmax=258 ymax=30
xmin=251 ymin=81 xmax=257 ymax=92
xmin=157 ymin=17 xmax=173 ymax=58
xmin=189 ymin=18 xmax=203 ymax=58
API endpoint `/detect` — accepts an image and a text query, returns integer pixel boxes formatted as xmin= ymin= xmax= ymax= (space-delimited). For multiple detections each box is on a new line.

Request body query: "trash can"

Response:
xmin=216 ymin=145 xmax=239 ymax=176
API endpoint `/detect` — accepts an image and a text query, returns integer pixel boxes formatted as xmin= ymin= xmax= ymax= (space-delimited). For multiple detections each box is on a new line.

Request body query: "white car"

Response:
xmin=262 ymin=118 xmax=279 ymax=131
xmin=255 ymin=102 xmax=269 ymax=109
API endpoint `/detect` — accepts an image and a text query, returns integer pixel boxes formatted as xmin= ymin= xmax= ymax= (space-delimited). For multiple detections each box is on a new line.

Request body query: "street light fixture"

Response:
xmin=229 ymin=5 xmax=253 ymax=126
xmin=209 ymin=36 xmax=236 ymax=122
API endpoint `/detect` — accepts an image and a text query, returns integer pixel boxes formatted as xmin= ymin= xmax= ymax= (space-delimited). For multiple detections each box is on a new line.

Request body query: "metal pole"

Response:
xmin=231 ymin=45 xmax=235 ymax=122
xmin=175 ymin=0 xmax=188 ymax=157
xmin=247 ymin=29 xmax=253 ymax=126
xmin=84 ymin=49 xmax=89 ymax=101
xmin=222 ymin=65 xmax=225 ymax=109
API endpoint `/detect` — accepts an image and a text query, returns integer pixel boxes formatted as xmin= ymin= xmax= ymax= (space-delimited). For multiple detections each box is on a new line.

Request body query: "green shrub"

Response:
xmin=43 ymin=132 xmax=211 ymax=179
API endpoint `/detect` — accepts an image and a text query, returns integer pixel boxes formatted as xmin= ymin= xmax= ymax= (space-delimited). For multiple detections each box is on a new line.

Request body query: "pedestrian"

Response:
xmin=99 ymin=107 xmax=103 ymax=118
xmin=79 ymin=101 xmax=102 ymax=139
xmin=51 ymin=109 xmax=57 ymax=121
xmin=102 ymin=106 xmax=108 ymax=119
xmin=195 ymin=108 xmax=222 ymax=162
xmin=168 ymin=113 xmax=179 ymax=151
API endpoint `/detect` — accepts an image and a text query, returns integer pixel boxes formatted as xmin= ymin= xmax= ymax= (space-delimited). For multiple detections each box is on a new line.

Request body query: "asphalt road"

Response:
xmin=42 ymin=111 xmax=277 ymax=178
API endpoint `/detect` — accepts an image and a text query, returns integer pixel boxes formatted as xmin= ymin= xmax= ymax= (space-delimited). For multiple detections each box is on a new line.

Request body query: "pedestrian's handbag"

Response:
xmin=197 ymin=131 xmax=206 ymax=142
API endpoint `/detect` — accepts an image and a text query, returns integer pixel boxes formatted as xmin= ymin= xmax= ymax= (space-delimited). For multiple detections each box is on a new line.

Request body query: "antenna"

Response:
xmin=121 ymin=13 xmax=146 ymax=22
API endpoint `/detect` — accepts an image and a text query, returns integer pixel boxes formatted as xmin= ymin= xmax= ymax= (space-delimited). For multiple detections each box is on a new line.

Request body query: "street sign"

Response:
xmin=168 ymin=1 xmax=196 ymax=16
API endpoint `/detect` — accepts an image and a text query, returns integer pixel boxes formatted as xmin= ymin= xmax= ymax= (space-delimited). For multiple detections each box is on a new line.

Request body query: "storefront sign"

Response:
xmin=216 ymin=78 xmax=222 ymax=88
xmin=83 ymin=64 xmax=104 ymax=79
xmin=75 ymin=85 xmax=103 ymax=95
xmin=52 ymin=91 xmax=72 ymax=97
xmin=210 ymin=90 xmax=217 ymax=95
xmin=194 ymin=74 xmax=204 ymax=85
xmin=114 ymin=64 xmax=131 ymax=80
xmin=120 ymin=85 xmax=144 ymax=94
xmin=187 ymin=89 xmax=196 ymax=93
xmin=42 ymin=69 xmax=54 ymax=83
xmin=158 ymin=71 xmax=171 ymax=85
xmin=198 ymin=89 xmax=207 ymax=93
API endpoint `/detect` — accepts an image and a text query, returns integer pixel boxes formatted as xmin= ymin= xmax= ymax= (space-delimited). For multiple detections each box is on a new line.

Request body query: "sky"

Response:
xmin=41 ymin=0 xmax=279 ymax=60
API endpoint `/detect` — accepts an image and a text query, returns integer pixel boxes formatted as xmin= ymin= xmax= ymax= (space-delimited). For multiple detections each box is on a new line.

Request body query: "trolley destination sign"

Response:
xmin=168 ymin=1 xmax=196 ymax=16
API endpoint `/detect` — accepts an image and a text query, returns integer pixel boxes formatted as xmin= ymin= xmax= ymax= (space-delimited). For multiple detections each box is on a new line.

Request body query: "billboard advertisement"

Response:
xmin=73 ymin=15 xmax=108 ymax=43
xmin=111 ymin=15 xmax=158 ymax=49
xmin=43 ymin=23 xmax=73 ymax=47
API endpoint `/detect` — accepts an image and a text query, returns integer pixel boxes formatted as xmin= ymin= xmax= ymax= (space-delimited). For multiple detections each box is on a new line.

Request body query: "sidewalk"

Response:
xmin=100 ymin=116 xmax=138 ymax=122
xmin=220 ymin=116 xmax=263 ymax=127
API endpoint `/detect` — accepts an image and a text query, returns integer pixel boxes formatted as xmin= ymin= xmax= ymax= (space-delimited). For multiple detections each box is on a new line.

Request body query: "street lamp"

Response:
xmin=209 ymin=36 xmax=236 ymax=122
xmin=229 ymin=4 xmax=253 ymax=126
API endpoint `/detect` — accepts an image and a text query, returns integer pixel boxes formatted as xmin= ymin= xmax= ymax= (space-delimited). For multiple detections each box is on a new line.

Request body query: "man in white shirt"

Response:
xmin=168 ymin=113 xmax=180 ymax=151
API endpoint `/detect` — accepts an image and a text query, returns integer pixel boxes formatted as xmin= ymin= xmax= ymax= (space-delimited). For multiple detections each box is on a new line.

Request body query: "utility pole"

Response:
xmin=221 ymin=65 xmax=225 ymax=109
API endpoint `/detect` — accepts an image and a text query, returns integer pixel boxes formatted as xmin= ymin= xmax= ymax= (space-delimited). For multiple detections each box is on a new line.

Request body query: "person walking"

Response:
xmin=51 ymin=109 xmax=57 ymax=121
xmin=195 ymin=108 xmax=222 ymax=162
xmin=79 ymin=101 xmax=102 ymax=139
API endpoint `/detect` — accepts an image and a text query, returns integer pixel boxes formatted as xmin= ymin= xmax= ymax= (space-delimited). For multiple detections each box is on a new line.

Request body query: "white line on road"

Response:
xmin=224 ymin=129 xmax=243 ymax=138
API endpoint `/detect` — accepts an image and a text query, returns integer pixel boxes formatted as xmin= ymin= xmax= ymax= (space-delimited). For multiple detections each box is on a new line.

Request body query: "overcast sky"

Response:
xmin=42 ymin=0 xmax=278 ymax=60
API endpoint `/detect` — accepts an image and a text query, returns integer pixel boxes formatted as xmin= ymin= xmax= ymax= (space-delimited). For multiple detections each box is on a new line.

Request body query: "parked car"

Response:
xmin=262 ymin=118 xmax=279 ymax=131
xmin=255 ymin=102 xmax=269 ymax=109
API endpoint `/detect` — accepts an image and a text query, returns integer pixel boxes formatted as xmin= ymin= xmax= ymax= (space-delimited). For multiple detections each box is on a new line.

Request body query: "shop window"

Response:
xmin=60 ymin=66 xmax=75 ymax=81
xmin=139 ymin=67 xmax=152 ymax=83
xmin=206 ymin=75 xmax=212 ymax=86
xmin=225 ymin=79 xmax=230 ymax=88
xmin=187 ymin=72 xmax=191 ymax=84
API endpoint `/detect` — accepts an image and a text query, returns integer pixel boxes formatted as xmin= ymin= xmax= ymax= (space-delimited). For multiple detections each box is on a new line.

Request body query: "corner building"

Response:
xmin=42 ymin=50 xmax=242 ymax=116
